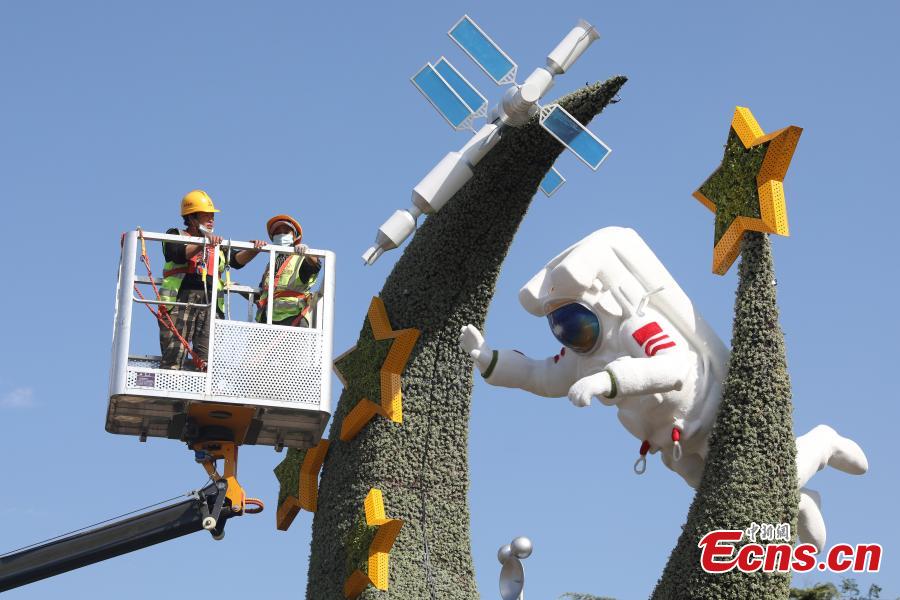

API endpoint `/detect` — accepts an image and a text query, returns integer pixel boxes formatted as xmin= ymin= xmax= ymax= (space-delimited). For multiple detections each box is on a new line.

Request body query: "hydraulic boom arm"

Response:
xmin=0 ymin=480 xmax=235 ymax=593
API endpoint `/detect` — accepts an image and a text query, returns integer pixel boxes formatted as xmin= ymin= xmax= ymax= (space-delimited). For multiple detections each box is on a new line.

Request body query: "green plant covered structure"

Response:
xmin=278 ymin=76 xmax=627 ymax=599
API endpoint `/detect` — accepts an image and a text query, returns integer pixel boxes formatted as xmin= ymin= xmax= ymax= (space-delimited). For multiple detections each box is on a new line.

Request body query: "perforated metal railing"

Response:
xmin=209 ymin=320 xmax=323 ymax=405
xmin=108 ymin=230 xmax=335 ymax=438
xmin=125 ymin=366 xmax=207 ymax=395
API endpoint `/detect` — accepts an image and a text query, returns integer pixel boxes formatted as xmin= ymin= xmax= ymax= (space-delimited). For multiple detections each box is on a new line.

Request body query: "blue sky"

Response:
xmin=1 ymin=2 xmax=897 ymax=598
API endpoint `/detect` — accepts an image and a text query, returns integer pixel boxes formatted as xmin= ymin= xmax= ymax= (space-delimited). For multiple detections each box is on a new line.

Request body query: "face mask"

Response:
xmin=272 ymin=233 xmax=293 ymax=246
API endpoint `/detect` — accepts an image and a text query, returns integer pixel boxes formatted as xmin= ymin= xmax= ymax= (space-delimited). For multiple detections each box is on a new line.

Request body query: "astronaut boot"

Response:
xmin=798 ymin=487 xmax=826 ymax=549
xmin=795 ymin=424 xmax=869 ymax=488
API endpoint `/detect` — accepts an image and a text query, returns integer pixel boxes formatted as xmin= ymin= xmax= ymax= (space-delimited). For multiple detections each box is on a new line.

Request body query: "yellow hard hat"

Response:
xmin=266 ymin=214 xmax=303 ymax=241
xmin=180 ymin=190 xmax=220 ymax=216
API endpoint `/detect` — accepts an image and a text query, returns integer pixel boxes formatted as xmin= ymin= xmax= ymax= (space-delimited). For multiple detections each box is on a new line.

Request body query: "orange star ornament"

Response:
xmin=694 ymin=106 xmax=802 ymax=275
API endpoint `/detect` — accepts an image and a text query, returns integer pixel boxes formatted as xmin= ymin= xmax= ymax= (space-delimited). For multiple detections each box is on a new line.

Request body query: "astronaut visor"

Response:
xmin=546 ymin=302 xmax=601 ymax=353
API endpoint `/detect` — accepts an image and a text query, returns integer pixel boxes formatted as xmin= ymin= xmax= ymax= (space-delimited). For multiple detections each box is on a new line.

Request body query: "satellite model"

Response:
xmin=362 ymin=15 xmax=612 ymax=265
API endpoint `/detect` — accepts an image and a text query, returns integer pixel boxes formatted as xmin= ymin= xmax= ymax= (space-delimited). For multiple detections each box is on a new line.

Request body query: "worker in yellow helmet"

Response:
xmin=255 ymin=215 xmax=321 ymax=327
xmin=159 ymin=190 xmax=266 ymax=369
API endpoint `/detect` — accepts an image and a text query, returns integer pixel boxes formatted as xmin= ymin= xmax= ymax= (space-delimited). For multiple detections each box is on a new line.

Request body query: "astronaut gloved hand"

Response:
xmin=459 ymin=324 xmax=494 ymax=374
xmin=567 ymin=371 xmax=615 ymax=407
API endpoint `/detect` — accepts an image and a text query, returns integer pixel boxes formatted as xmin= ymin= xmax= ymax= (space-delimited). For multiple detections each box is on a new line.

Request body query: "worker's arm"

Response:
xmin=303 ymin=254 xmax=320 ymax=270
xmin=291 ymin=240 xmax=321 ymax=281
xmin=163 ymin=228 xmax=189 ymax=262
xmin=182 ymin=242 xmax=206 ymax=259
xmin=230 ymin=240 xmax=267 ymax=268
xmin=163 ymin=228 xmax=216 ymax=261
xmin=297 ymin=254 xmax=321 ymax=284
xmin=186 ymin=229 xmax=223 ymax=258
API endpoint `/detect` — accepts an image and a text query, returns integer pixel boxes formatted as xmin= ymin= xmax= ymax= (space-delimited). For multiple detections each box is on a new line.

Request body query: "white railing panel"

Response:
xmin=208 ymin=320 xmax=324 ymax=406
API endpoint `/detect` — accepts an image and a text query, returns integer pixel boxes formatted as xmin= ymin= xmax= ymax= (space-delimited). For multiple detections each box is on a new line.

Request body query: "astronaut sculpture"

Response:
xmin=460 ymin=227 xmax=867 ymax=548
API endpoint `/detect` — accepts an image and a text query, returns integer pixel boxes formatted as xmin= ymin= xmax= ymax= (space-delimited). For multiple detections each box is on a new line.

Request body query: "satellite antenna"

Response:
xmin=363 ymin=15 xmax=608 ymax=265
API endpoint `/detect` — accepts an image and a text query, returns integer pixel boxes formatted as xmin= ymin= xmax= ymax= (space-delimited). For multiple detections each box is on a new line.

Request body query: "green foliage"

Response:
xmin=273 ymin=320 xmax=391 ymax=506
xmin=651 ymin=233 xmax=798 ymax=599
xmin=273 ymin=447 xmax=308 ymax=506
xmin=331 ymin=320 xmax=394 ymax=424
xmin=559 ymin=593 xmax=617 ymax=600
xmin=344 ymin=507 xmax=379 ymax=577
xmin=696 ymin=129 xmax=768 ymax=245
xmin=304 ymin=76 xmax=627 ymax=599
xmin=790 ymin=579 xmax=887 ymax=600
xmin=839 ymin=577 xmax=883 ymax=600
xmin=790 ymin=582 xmax=839 ymax=600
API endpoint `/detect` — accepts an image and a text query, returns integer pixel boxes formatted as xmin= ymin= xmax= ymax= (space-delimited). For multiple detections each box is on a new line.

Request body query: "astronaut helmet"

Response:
xmin=545 ymin=300 xmax=603 ymax=354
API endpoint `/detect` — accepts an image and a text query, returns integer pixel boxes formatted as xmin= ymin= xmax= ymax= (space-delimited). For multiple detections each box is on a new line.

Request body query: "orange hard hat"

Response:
xmin=266 ymin=214 xmax=303 ymax=241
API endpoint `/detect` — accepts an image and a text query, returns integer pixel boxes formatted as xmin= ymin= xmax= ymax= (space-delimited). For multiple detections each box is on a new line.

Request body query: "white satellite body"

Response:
xmin=460 ymin=226 xmax=868 ymax=548
xmin=363 ymin=16 xmax=611 ymax=265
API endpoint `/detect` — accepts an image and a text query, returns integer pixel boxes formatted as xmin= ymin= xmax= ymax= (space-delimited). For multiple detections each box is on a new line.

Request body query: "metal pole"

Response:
xmin=319 ymin=251 xmax=335 ymax=416
xmin=206 ymin=246 xmax=220 ymax=392
xmin=109 ymin=231 xmax=137 ymax=397
xmin=266 ymin=249 xmax=275 ymax=325
xmin=131 ymin=298 xmax=207 ymax=308
xmin=224 ymin=240 xmax=232 ymax=320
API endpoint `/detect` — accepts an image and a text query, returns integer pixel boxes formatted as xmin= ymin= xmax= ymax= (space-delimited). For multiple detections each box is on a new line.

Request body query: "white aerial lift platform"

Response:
xmin=0 ymin=231 xmax=335 ymax=591
xmin=108 ymin=229 xmax=334 ymax=452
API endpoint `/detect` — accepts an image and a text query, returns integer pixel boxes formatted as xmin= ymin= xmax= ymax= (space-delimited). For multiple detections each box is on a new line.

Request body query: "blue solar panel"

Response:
xmin=411 ymin=64 xmax=473 ymax=130
xmin=540 ymin=105 xmax=611 ymax=170
xmin=539 ymin=167 xmax=566 ymax=196
xmin=449 ymin=16 xmax=516 ymax=85
xmin=434 ymin=57 xmax=487 ymax=116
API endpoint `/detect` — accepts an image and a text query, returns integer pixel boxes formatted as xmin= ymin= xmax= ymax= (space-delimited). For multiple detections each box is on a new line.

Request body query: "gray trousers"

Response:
xmin=159 ymin=289 xmax=213 ymax=369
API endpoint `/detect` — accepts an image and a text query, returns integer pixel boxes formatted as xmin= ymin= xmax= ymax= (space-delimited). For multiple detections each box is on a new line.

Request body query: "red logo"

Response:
xmin=632 ymin=322 xmax=676 ymax=356
xmin=698 ymin=527 xmax=882 ymax=573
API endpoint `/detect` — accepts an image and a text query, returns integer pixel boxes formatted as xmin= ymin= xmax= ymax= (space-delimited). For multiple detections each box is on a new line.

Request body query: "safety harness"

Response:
xmin=134 ymin=228 xmax=208 ymax=371
xmin=255 ymin=254 xmax=314 ymax=326
xmin=161 ymin=233 xmax=226 ymax=314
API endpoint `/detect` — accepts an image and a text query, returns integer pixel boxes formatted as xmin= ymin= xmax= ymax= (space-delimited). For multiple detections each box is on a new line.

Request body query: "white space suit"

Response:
xmin=460 ymin=227 xmax=867 ymax=548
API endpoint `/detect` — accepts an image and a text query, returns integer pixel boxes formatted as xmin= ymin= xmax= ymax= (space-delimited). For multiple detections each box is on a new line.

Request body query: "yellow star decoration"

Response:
xmin=334 ymin=296 xmax=420 ymax=441
xmin=694 ymin=106 xmax=802 ymax=275
xmin=343 ymin=488 xmax=404 ymax=598
xmin=275 ymin=439 xmax=330 ymax=531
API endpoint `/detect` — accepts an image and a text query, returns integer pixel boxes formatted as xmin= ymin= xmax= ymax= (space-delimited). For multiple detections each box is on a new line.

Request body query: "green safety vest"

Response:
xmin=256 ymin=254 xmax=317 ymax=324
xmin=160 ymin=232 xmax=226 ymax=313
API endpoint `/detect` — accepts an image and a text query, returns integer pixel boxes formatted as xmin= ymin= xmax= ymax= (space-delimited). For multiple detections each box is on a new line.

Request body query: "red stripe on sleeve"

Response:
xmin=648 ymin=341 xmax=676 ymax=356
xmin=632 ymin=322 xmax=663 ymax=346
xmin=645 ymin=335 xmax=670 ymax=356
xmin=644 ymin=333 xmax=668 ymax=349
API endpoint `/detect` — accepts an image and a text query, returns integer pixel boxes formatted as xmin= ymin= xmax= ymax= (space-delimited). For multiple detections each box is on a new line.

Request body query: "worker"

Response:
xmin=255 ymin=214 xmax=321 ymax=327
xmin=159 ymin=190 xmax=266 ymax=370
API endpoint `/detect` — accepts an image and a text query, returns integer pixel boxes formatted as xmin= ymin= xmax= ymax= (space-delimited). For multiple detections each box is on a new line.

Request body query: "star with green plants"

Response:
xmin=694 ymin=106 xmax=801 ymax=274
xmin=333 ymin=296 xmax=419 ymax=440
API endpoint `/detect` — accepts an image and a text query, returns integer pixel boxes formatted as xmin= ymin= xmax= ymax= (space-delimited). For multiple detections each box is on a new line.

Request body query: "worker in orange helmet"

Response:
xmin=159 ymin=190 xmax=266 ymax=369
xmin=255 ymin=214 xmax=321 ymax=327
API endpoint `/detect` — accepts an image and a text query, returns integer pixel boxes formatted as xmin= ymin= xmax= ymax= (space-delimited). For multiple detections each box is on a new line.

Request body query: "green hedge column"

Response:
xmin=651 ymin=232 xmax=798 ymax=599
xmin=299 ymin=76 xmax=626 ymax=600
